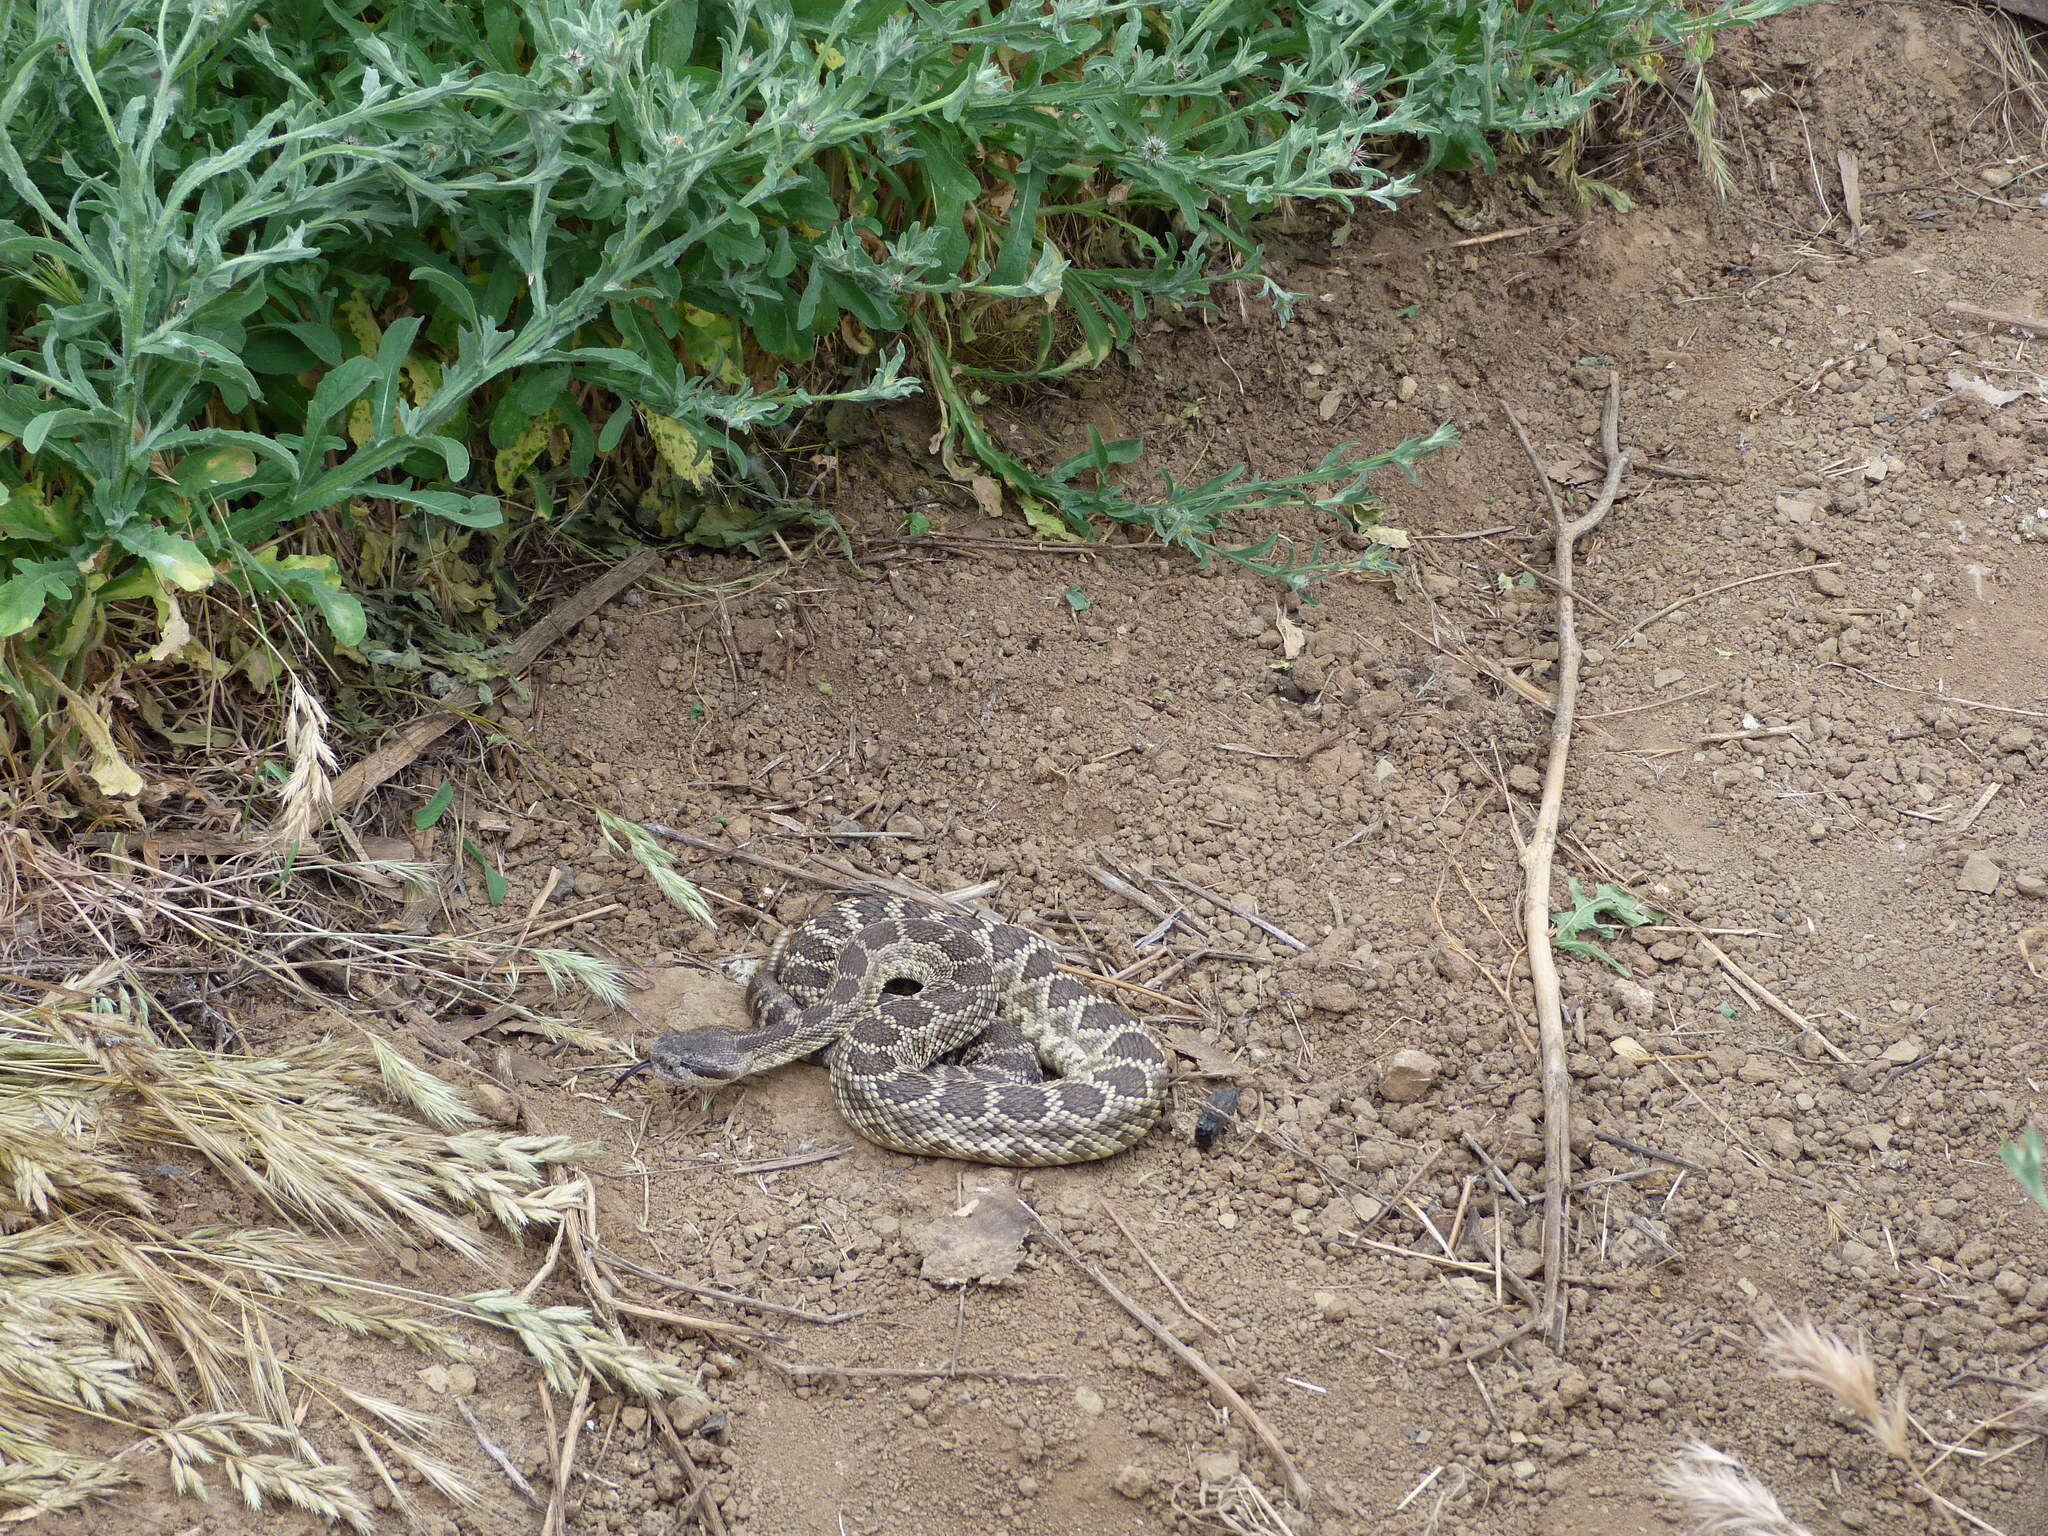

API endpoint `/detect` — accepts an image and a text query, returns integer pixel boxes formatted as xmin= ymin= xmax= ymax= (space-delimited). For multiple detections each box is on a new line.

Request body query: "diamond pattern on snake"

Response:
xmin=641 ymin=897 xmax=1171 ymax=1166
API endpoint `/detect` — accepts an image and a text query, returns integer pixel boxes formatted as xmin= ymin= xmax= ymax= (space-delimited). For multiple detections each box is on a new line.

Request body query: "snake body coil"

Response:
xmin=645 ymin=897 xmax=1170 ymax=1166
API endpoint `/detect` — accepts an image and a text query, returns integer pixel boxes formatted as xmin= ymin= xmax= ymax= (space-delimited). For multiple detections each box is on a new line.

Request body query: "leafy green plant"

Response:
xmin=1551 ymin=877 xmax=1660 ymax=974
xmin=1 ymin=0 xmax=1806 ymax=811
xmin=2004 ymin=1124 xmax=2048 ymax=1215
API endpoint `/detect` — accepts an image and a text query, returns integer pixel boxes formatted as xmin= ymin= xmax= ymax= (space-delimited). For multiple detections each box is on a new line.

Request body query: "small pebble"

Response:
xmin=1609 ymin=978 xmax=1656 ymax=1020
xmin=1311 ymin=1290 xmax=1354 ymax=1322
xmin=1377 ymin=1049 xmax=1441 ymax=1104
xmin=1955 ymin=851 xmax=2001 ymax=894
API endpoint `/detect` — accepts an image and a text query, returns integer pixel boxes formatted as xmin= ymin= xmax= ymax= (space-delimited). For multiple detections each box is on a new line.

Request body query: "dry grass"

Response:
xmin=1751 ymin=1313 xmax=2016 ymax=1536
xmin=1761 ymin=1313 xmax=1910 ymax=1460
xmin=1661 ymin=1441 xmax=1816 ymax=1536
xmin=0 ymin=830 xmax=700 ymax=1525
xmin=1974 ymin=4 xmax=2048 ymax=156
xmin=270 ymin=673 xmax=337 ymax=850
xmin=0 ymin=826 xmax=632 ymax=1051
xmin=1668 ymin=1313 xmax=2036 ymax=1536
xmin=1173 ymin=1468 xmax=1298 ymax=1536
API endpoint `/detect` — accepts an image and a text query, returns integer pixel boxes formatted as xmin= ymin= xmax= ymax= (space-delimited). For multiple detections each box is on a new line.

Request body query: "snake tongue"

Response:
xmin=616 ymin=1055 xmax=742 ymax=1089
xmin=612 ymin=1060 xmax=657 ymax=1089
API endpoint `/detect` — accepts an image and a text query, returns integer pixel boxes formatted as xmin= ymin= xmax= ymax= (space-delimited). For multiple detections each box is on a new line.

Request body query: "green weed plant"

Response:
xmin=1 ymin=0 xmax=1801 ymax=806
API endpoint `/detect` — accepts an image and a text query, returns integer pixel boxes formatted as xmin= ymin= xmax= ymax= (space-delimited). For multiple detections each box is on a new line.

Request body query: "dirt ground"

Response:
xmin=85 ymin=3 xmax=2048 ymax=1534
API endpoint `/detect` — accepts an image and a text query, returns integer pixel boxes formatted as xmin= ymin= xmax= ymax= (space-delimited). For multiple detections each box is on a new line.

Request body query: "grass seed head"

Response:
xmin=270 ymin=675 xmax=337 ymax=850
xmin=1760 ymin=1314 xmax=1910 ymax=1461
xmin=1660 ymin=1441 xmax=1816 ymax=1536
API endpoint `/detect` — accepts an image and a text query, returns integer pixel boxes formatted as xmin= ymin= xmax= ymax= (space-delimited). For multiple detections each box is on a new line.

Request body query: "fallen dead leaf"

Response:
xmin=1611 ymin=1035 xmax=1654 ymax=1067
xmin=1164 ymin=1025 xmax=1241 ymax=1080
xmin=1543 ymin=456 xmax=1601 ymax=487
xmin=910 ymin=1180 xmax=1032 ymax=1286
xmin=1276 ymin=612 xmax=1306 ymax=660
xmin=968 ymin=475 xmax=1005 ymax=519
xmin=1946 ymin=369 xmax=2029 ymax=408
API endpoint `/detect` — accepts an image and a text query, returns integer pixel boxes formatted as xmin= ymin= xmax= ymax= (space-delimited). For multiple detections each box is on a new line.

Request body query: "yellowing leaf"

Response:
xmin=338 ymin=294 xmax=382 ymax=357
xmin=402 ymin=354 xmax=441 ymax=408
xmin=238 ymin=641 xmax=278 ymax=690
xmin=494 ymin=408 xmax=559 ymax=491
xmin=819 ymin=42 xmax=845 ymax=67
xmin=1019 ymin=498 xmax=1083 ymax=543
xmin=143 ymin=591 xmax=192 ymax=664
xmin=1371 ymin=526 xmax=1412 ymax=549
xmin=56 ymin=689 xmax=143 ymax=797
xmin=89 ymin=746 xmax=144 ymax=798
xmin=173 ymin=444 xmax=258 ymax=493
xmin=346 ymin=399 xmax=373 ymax=448
xmin=640 ymin=409 xmax=714 ymax=489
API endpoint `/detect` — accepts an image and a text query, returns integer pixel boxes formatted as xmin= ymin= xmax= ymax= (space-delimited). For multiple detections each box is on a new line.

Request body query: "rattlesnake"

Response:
xmin=640 ymin=897 xmax=1170 ymax=1166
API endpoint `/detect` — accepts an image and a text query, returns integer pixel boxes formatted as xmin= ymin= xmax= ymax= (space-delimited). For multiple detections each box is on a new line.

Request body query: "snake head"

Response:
xmin=637 ymin=1027 xmax=752 ymax=1089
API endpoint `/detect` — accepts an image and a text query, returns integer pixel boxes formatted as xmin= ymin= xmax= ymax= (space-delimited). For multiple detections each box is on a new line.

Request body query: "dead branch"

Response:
xmin=1501 ymin=374 xmax=1629 ymax=1351
xmin=329 ymin=547 xmax=664 ymax=822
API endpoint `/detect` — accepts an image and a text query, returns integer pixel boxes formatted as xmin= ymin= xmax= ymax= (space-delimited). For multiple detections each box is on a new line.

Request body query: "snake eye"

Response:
xmin=881 ymin=977 xmax=924 ymax=997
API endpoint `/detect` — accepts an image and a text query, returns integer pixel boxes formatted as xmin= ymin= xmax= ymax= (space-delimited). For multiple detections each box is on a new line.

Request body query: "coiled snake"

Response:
xmin=639 ymin=897 xmax=1171 ymax=1166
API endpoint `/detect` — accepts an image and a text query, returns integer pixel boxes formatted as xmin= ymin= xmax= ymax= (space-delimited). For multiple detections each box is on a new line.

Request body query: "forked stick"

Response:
xmin=1501 ymin=375 xmax=1629 ymax=1351
xmin=1028 ymin=1207 xmax=1312 ymax=1507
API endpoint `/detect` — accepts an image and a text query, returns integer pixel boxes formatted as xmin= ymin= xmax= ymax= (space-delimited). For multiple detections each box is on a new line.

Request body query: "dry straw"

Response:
xmin=0 ymin=829 xmax=701 ymax=1525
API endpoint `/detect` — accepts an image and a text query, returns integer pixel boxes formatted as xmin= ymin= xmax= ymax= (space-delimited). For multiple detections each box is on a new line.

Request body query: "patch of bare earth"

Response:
xmin=85 ymin=5 xmax=2048 ymax=1535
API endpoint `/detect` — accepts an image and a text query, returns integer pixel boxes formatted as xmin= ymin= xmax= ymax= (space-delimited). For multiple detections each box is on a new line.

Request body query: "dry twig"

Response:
xmin=644 ymin=826 xmax=982 ymax=913
xmin=755 ymin=1358 xmax=1062 ymax=1384
xmin=335 ymin=549 xmax=661 ymax=833
xmin=456 ymin=1400 xmax=547 ymax=1512
xmin=1150 ymin=873 xmax=1308 ymax=952
xmin=1615 ymin=562 xmax=1840 ymax=649
xmin=541 ymin=1371 xmax=592 ymax=1536
xmin=1028 ymin=1206 xmax=1312 ymax=1507
xmin=1500 ymin=374 xmax=1629 ymax=1351
xmin=1099 ymin=1200 xmax=1225 ymax=1337
xmin=1822 ymin=664 xmax=2048 ymax=722
xmin=1945 ymin=299 xmax=2048 ymax=335
xmin=597 ymin=1248 xmax=866 ymax=1325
